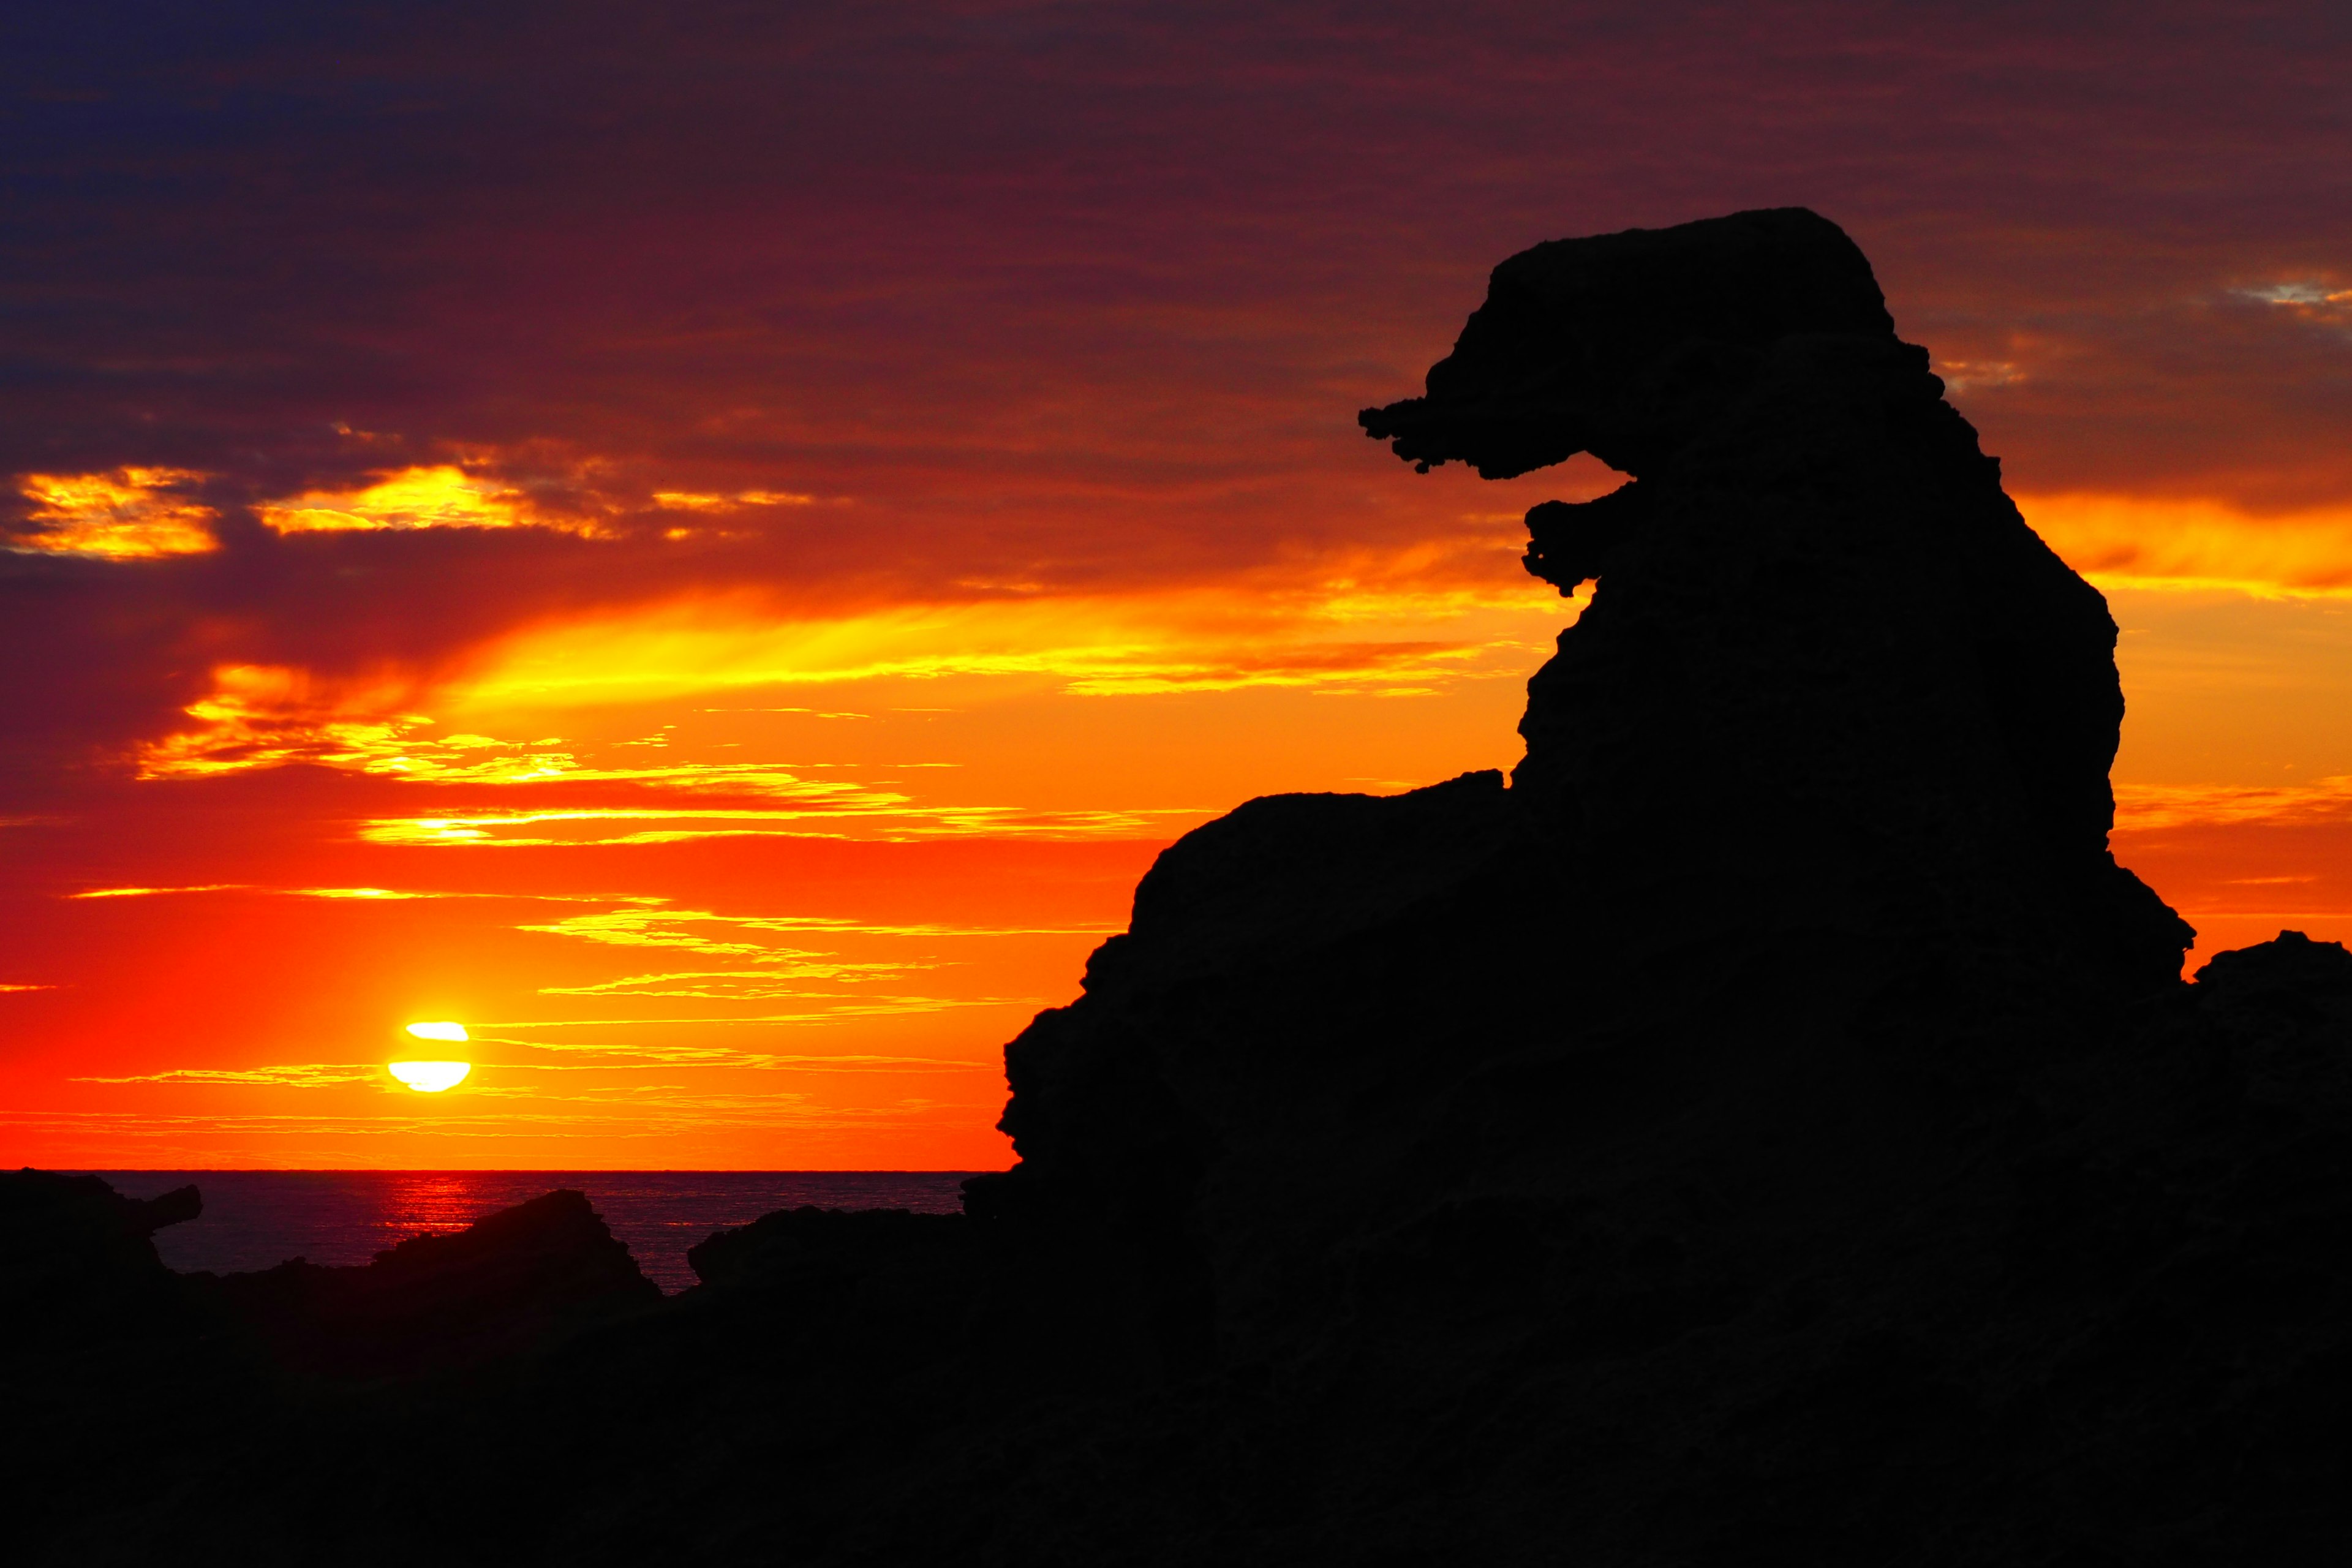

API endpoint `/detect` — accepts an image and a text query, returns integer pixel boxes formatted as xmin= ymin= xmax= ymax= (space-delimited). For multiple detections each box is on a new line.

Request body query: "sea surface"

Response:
xmin=85 ymin=1170 xmax=979 ymax=1294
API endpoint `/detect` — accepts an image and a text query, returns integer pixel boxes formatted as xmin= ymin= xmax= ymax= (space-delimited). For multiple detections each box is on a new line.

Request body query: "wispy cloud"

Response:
xmin=517 ymin=905 xmax=1115 ymax=952
xmin=2021 ymin=493 xmax=2352 ymax=598
xmin=451 ymin=583 xmax=1561 ymax=710
xmin=131 ymin=669 xmax=968 ymax=810
xmin=9 ymin=468 xmax=217 ymax=559
xmin=2233 ymin=280 xmax=2352 ymax=328
xmin=2114 ymin=776 xmax=2352 ymax=829
xmin=257 ymin=464 xmax=609 ymax=538
xmin=70 ymin=884 xmax=247 ymax=899
xmin=0 ymin=1098 xmax=962 ymax=1147
xmin=64 ymin=883 xmax=636 ymax=903
xmin=361 ymin=804 xmax=1210 ymax=846
xmin=652 ymin=489 xmax=818 ymax=511
xmin=540 ymin=963 xmax=930 ymax=998
xmin=477 ymin=1033 xmax=1008 ymax=1068
xmin=289 ymin=887 xmax=451 ymax=900
xmin=73 ymin=1063 xmax=381 ymax=1087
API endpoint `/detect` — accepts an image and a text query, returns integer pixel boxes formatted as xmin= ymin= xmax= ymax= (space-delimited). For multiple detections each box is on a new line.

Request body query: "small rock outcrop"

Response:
xmin=202 ymin=1188 xmax=658 ymax=1378
xmin=0 ymin=1168 xmax=200 ymax=1341
xmin=685 ymin=1203 xmax=965 ymax=1290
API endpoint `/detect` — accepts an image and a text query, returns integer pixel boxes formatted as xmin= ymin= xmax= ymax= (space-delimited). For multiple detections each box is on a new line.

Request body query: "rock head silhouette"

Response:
xmin=9 ymin=209 xmax=2351 ymax=1566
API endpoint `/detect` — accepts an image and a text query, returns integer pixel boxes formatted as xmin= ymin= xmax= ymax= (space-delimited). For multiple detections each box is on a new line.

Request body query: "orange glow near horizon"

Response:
xmin=7 ymin=6 xmax=2352 ymax=1178
xmin=4 ymin=489 xmax=2350 ymax=1168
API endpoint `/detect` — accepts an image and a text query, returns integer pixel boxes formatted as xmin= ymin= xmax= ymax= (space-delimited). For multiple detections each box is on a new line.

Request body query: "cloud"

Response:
xmin=114 ymin=565 xmax=1561 ymax=805
xmin=472 ymin=1031 xmax=1012 ymax=1066
xmin=2232 ymin=281 xmax=2352 ymax=328
xmin=130 ymin=673 xmax=944 ymax=805
xmin=2114 ymin=777 xmax=2352 ymax=830
xmin=0 ymin=1099 xmax=963 ymax=1149
xmin=445 ymin=577 xmax=1562 ymax=709
xmin=2020 ymin=493 xmax=2352 ymax=597
xmin=9 ymin=469 xmax=217 ymax=559
xmin=74 ymin=1063 xmax=382 ymax=1087
xmin=652 ymin=491 xmax=818 ymax=511
xmin=257 ymin=465 xmax=607 ymax=538
xmin=70 ymin=884 xmax=247 ymax=899
xmin=64 ymin=881 xmax=651 ymax=903
xmin=288 ymin=887 xmax=450 ymax=900
xmin=516 ymin=905 xmax=1115 ymax=953
xmin=360 ymin=804 xmax=1214 ymax=846
xmin=539 ymin=964 xmax=930 ymax=998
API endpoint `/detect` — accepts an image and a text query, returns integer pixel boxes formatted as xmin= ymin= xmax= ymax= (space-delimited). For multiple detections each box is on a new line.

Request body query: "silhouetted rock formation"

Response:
xmin=1363 ymin=208 xmax=2190 ymax=1001
xmin=1 ymin=1169 xmax=200 ymax=1341
xmin=14 ymin=211 xmax=2352 ymax=1566
xmin=2198 ymin=930 xmax=2352 ymax=1125
xmin=976 ymin=207 xmax=2196 ymax=1390
xmin=686 ymin=1202 xmax=965 ymax=1289
xmin=201 ymin=1188 xmax=658 ymax=1378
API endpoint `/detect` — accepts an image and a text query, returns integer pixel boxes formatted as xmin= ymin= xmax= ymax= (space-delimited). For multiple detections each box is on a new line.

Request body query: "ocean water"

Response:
xmin=86 ymin=1170 xmax=979 ymax=1294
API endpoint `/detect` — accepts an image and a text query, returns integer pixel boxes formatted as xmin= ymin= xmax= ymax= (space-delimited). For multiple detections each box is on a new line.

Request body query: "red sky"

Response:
xmin=4 ymin=1 xmax=2349 ymax=1168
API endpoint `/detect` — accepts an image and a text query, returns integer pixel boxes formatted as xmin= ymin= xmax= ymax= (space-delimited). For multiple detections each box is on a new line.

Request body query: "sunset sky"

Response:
xmin=4 ymin=2 xmax=2349 ymax=1169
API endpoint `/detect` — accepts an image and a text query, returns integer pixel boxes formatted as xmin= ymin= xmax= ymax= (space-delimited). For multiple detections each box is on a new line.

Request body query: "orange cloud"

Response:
xmin=257 ymin=464 xmax=605 ymax=536
xmin=132 ymin=663 xmax=432 ymax=779
xmin=540 ymin=965 xmax=926 ymax=998
xmin=10 ymin=468 xmax=218 ymax=559
xmin=518 ymin=903 xmax=1110 ymax=943
xmin=476 ymin=1031 xmax=1014 ymax=1064
xmin=2019 ymin=492 xmax=2352 ymax=597
xmin=74 ymin=1063 xmax=381 ymax=1087
xmin=652 ymin=489 xmax=818 ymax=511
xmin=2234 ymin=280 xmax=2352 ymax=323
xmin=358 ymin=805 xmax=1212 ymax=846
xmin=448 ymin=574 xmax=1565 ymax=711
xmin=2114 ymin=776 xmax=2352 ymax=829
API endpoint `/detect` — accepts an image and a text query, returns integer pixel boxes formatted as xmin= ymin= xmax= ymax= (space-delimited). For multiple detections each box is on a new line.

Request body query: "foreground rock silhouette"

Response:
xmin=11 ymin=209 xmax=2352 ymax=1564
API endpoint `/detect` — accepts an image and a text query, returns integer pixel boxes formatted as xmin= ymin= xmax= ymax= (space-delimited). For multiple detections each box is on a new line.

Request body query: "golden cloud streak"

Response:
xmin=257 ymin=464 xmax=606 ymax=537
xmin=119 ymin=540 xmax=1566 ymax=799
xmin=472 ymin=1033 xmax=1006 ymax=1067
xmin=10 ymin=467 xmax=218 ymax=559
xmin=361 ymin=805 xmax=1209 ymax=846
xmin=66 ymin=883 xmax=536 ymax=902
xmin=518 ymin=905 xmax=1115 ymax=948
xmin=2019 ymin=492 xmax=2352 ymax=597
xmin=652 ymin=489 xmax=818 ymax=510
xmin=291 ymin=886 xmax=445 ymax=900
xmin=2113 ymin=776 xmax=2352 ymax=830
xmin=132 ymin=666 xmax=975 ymax=808
xmin=451 ymin=588 xmax=1554 ymax=710
xmin=539 ymin=964 xmax=929 ymax=998
xmin=74 ymin=1063 xmax=381 ymax=1087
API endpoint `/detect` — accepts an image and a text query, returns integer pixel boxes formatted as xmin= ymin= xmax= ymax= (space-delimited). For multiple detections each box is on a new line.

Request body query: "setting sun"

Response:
xmin=404 ymin=1021 xmax=469 ymax=1043
xmin=388 ymin=1061 xmax=472 ymax=1093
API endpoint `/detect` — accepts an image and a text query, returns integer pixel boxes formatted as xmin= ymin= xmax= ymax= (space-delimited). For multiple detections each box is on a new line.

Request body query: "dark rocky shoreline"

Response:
xmin=10 ymin=208 xmax=2352 ymax=1564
